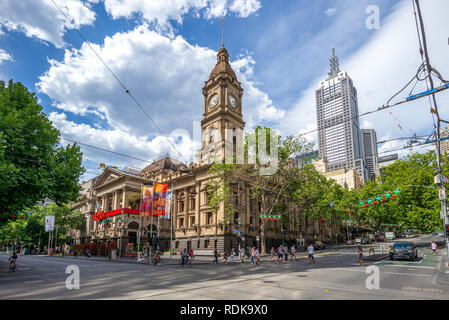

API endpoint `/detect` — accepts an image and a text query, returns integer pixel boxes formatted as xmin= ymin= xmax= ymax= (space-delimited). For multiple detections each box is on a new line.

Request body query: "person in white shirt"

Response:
xmin=431 ymin=241 xmax=437 ymax=254
xmin=254 ymin=248 xmax=260 ymax=265
xmin=239 ymin=248 xmax=246 ymax=264
xmin=307 ymin=243 xmax=315 ymax=263
xmin=290 ymin=245 xmax=298 ymax=262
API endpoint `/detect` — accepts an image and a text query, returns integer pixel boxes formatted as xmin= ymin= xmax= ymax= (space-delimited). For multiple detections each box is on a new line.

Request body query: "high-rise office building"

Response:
xmin=362 ymin=129 xmax=379 ymax=180
xmin=440 ymin=125 xmax=449 ymax=154
xmin=316 ymin=48 xmax=367 ymax=182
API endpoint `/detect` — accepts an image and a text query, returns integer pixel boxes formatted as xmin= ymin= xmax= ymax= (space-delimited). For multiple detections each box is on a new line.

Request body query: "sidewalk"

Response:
xmin=45 ymin=254 xmax=214 ymax=266
xmin=435 ymin=251 xmax=449 ymax=286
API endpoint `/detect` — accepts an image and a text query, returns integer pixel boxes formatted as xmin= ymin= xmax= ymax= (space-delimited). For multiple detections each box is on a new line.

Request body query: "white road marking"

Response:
xmin=376 ymin=264 xmax=435 ymax=270
xmin=24 ymin=280 xmax=44 ymax=284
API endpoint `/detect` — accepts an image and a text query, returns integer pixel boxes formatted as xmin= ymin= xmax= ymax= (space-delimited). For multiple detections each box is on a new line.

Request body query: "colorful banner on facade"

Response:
xmin=164 ymin=190 xmax=172 ymax=219
xmin=153 ymin=183 xmax=168 ymax=216
xmin=140 ymin=183 xmax=154 ymax=217
xmin=45 ymin=215 xmax=55 ymax=232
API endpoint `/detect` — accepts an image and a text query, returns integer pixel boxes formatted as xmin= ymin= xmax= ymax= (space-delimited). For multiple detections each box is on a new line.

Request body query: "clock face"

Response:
xmin=229 ymin=95 xmax=237 ymax=108
xmin=209 ymin=94 xmax=219 ymax=108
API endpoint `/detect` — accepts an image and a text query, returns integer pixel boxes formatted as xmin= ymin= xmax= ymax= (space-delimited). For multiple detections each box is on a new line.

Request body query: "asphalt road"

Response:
xmin=0 ymin=234 xmax=447 ymax=300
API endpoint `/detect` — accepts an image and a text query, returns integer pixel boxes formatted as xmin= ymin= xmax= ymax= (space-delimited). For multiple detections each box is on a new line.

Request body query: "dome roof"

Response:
xmin=140 ymin=157 xmax=186 ymax=176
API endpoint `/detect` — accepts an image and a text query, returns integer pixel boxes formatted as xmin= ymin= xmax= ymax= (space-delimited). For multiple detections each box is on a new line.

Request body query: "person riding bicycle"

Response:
xmin=152 ymin=250 xmax=160 ymax=265
xmin=8 ymin=251 xmax=18 ymax=270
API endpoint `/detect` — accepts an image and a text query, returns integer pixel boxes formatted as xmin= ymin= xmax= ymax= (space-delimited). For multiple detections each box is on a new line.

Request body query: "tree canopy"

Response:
xmin=0 ymin=80 xmax=85 ymax=224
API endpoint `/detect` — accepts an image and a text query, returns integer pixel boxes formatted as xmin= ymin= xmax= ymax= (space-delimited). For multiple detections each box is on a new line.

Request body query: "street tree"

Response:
xmin=0 ymin=80 xmax=85 ymax=224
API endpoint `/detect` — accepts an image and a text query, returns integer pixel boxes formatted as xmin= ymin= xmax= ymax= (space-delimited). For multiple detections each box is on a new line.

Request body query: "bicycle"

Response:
xmin=151 ymin=254 xmax=161 ymax=266
xmin=9 ymin=259 xmax=16 ymax=272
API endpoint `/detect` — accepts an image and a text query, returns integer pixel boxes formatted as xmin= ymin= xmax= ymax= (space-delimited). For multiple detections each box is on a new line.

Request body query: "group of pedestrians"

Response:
xmin=270 ymin=244 xmax=301 ymax=264
xmin=180 ymin=248 xmax=195 ymax=266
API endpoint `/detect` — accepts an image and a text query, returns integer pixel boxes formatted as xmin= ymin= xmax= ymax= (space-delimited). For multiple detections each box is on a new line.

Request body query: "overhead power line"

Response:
xmin=60 ymin=137 xmax=153 ymax=164
xmin=49 ymin=0 xmax=184 ymax=160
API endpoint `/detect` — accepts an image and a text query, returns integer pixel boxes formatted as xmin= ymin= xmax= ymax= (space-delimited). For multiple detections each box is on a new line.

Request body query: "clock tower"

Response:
xmin=199 ymin=45 xmax=245 ymax=164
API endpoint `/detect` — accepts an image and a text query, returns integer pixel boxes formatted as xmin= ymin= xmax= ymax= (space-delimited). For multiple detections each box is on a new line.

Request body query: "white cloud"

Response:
xmin=100 ymin=0 xmax=261 ymax=26
xmin=50 ymin=111 xmax=199 ymax=167
xmin=280 ymin=0 xmax=449 ymax=157
xmin=0 ymin=0 xmax=96 ymax=48
xmin=324 ymin=8 xmax=337 ymax=16
xmin=0 ymin=48 xmax=13 ymax=64
xmin=38 ymin=24 xmax=280 ymax=165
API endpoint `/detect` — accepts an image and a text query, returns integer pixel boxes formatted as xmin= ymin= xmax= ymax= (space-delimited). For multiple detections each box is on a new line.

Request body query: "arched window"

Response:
xmin=128 ymin=222 xmax=139 ymax=229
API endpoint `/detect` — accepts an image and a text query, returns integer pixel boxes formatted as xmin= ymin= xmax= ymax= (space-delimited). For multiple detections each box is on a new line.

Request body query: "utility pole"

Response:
xmin=415 ymin=0 xmax=449 ymax=260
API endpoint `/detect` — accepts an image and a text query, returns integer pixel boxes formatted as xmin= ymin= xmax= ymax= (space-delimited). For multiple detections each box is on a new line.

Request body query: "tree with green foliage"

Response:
xmin=357 ymin=151 xmax=444 ymax=233
xmin=0 ymin=203 xmax=84 ymax=251
xmin=0 ymin=80 xmax=85 ymax=225
xmin=207 ymin=126 xmax=313 ymax=254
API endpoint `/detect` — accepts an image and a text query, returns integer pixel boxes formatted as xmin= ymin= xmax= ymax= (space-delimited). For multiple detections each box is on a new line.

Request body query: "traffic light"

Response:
xmin=445 ymin=224 xmax=449 ymax=237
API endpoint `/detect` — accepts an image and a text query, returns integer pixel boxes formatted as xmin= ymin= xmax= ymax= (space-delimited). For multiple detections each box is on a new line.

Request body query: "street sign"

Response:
xmin=435 ymin=174 xmax=449 ymax=185
xmin=233 ymin=229 xmax=240 ymax=233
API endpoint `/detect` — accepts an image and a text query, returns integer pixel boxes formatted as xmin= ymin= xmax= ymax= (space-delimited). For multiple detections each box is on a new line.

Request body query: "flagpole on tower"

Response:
xmin=222 ymin=13 xmax=224 ymax=47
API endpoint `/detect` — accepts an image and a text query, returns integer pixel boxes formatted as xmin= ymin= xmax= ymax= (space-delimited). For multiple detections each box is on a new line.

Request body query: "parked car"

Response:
xmin=345 ymin=240 xmax=353 ymax=245
xmin=432 ymin=231 xmax=438 ymax=235
xmin=389 ymin=242 xmax=418 ymax=261
xmin=355 ymin=238 xmax=362 ymax=244
xmin=376 ymin=235 xmax=386 ymax=242
xmin=361 ymin=237 xmax=373 ymax=245
xmin=438 ymin=232 xmax=445 ymax=237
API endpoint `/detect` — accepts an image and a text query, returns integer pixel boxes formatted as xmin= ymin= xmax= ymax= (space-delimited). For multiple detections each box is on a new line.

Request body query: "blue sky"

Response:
xmin=1 ymin=0 xmax=448 ymax=182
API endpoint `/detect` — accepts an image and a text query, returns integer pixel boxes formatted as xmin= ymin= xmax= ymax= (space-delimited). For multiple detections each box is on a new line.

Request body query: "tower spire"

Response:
xmin=328 ymin=47 xmax=340 ymax=78
xmin=221 ymin=14 xmax=224 ymax=47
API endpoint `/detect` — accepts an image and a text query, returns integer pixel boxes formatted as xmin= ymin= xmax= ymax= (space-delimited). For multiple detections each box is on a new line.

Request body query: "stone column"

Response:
xmin=114 ymin=190 xmax=120 ymax=210
xmin=101 ymin=195 xmax=106 ymax=211
xmin=245 ymin=184 xmax=251 ymax=229
xmin=184 ymin=187 xmax=190 ymax=226
xmin=122 ymin=188 xmax=129 ymax=209
xmin=195 ymin=182 xmax=201 ymax=234
xmin=173 ymin=190 xmax=178 ymax=229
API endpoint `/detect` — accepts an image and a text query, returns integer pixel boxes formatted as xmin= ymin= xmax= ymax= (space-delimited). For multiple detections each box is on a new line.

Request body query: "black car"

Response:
xmin=389 ymin=242 xmax=418 ymax=261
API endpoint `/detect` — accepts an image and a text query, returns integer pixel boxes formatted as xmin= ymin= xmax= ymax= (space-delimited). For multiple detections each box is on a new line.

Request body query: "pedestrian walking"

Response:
xmin=239 ymin=247 xmax=246 ymax=264
xmin=85 ymin=249 xmax=90 ymax=258
xmin=276 ymin=245 xmax=283 ymax=264
xmin=358 ymin=246 xmax=364 ymax=266
xmin=213 ymin=249 xmax=219 ymax=264
xmin=255 ymin=248 xmax=260 ymax=265
xmin=431 ymin=241 xmax=437 ymax=255
xmin=230 ymin=248 xmax=235 ymax=263
xmin=74 ymin=249 xmax=77 ymax=259
xmin=250 ymin=247 xmax=256 ymax=264
xmin=290 ymin=244 xmax=298 ymax=262
xmin=307 ymin=243 xmax=315 ymax=263
xmin=189 ymin=249 xmax=195 ymax=264
xmin=284 ymin=246 xmax=288 ymax=263
xmin=270 ymin=247 xmax=276 ymax=261
xmin=223 ymin=249 xmax=229 ymax=264
xmin=181 ymin=248 xmax=186 ymax=266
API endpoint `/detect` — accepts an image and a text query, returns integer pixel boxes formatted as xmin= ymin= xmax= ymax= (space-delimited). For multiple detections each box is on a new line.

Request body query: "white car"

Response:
xmin=438 ymin=232 xmax=444 ymax=237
